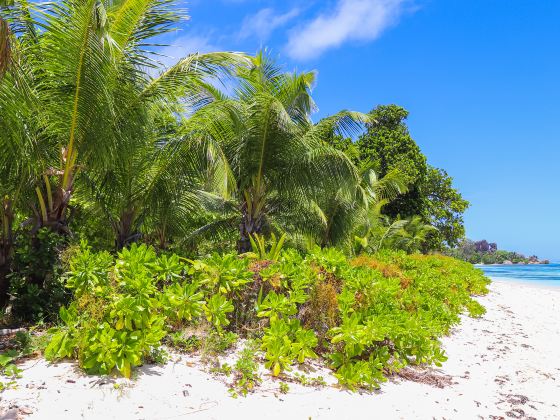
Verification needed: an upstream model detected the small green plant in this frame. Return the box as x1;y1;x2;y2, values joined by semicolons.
291;328;318;363
30;332;51;354
147;347;169;365
256;291;296;319
261;319;294;376
0;351;22;391
210;362;232;376
0;352;22;378
149;254;184;283
64;241;113;295
166;331;201;353
230;341;260;397
13;331;32;356
161;281;205;323
190;253;253;294
293;373;327;387
279;381;289;394
204;294;234;332
201;331;238;357
261;318;318;376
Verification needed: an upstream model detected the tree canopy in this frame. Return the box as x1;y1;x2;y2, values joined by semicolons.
356;104;468;249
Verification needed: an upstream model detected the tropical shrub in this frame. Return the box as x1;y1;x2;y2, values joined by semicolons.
7;229;70;322
260;318;318;376
43;244;251;377
44;241;489;387
45;243;169;377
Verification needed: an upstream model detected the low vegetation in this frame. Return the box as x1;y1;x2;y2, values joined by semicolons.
41;241;488;391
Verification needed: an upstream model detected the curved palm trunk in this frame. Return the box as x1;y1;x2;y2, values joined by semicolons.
237;211;259;253
114;208;141;250
32;0;95;236
237;189;265;254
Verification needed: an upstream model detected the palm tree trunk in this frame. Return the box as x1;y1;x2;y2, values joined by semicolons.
237;194;264;254
0;16;11;78
156;226;167;250
237;215;253;254
114;208;140;250
0;197;15;305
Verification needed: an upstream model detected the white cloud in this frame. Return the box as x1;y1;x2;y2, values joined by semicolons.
238;7;300;41
157;35;221;68
286;0;410;60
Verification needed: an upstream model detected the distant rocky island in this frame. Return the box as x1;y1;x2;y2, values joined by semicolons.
444;239;550;265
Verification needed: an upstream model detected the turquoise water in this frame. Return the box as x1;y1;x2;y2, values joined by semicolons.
478;263;560;287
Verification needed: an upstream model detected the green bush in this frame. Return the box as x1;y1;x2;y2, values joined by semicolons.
44;243;489;388
45;243;168;377
261;318;318;376
7;229;70;322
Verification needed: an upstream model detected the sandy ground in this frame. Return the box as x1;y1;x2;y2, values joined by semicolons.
1;280;559;420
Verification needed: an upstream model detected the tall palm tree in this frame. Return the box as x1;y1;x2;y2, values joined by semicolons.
0;0;44;269
0;0;247;304
182;53;366;253
32;0;245;235
0;0;246;243
76;99;230;250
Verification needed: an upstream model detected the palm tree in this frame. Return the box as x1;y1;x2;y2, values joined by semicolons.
314;164;408;250
384;215;438;253
34;0;245;235
0;0;44;272
0;0;249;304
355;206;438;254
76;100;230;250
182;53;366;253
0;0;246;244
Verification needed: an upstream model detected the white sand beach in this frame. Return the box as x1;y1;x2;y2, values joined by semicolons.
1;280;559;420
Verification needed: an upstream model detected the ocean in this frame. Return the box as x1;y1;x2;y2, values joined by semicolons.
478;263;560;287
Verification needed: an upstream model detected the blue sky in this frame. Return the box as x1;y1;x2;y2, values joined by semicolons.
163;0;560;259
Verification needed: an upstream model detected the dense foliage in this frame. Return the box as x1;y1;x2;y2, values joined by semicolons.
356;105;469;249
44;243;488;389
